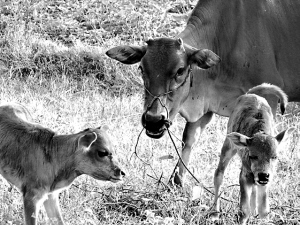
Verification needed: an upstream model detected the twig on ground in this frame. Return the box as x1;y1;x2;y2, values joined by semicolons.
131;127;152;166
72;183;106;195
272;205;300;212
147;174;171;191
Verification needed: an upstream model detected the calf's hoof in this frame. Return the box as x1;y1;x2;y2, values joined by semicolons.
257;211;270;219
238;211;249;225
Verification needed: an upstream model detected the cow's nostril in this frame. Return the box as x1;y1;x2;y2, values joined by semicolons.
144;112;163;123
141;112;170;139
121;171;126;177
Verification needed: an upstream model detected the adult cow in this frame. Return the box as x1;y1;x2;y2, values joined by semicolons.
106;0;300;186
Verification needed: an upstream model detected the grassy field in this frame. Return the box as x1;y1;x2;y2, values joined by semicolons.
0;0;299;224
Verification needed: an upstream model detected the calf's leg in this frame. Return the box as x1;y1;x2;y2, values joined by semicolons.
210;138;237;220
257;185;270;219
250;185;257;216
238;171;253;225
44;192;64;224
23;188;46;225
24;197;38;225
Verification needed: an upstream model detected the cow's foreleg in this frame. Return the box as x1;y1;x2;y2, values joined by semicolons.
170;112;214;186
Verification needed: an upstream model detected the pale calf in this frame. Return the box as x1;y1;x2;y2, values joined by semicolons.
0;103;125;225
211;84;294;224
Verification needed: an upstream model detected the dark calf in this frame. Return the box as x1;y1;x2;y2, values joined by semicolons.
0;103;125;225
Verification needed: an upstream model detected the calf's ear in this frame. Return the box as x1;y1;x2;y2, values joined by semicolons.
106;45;147;64
276;127;296;144
227;132;252;148
78;132;97;150
187;46;221;69
97;125;109;132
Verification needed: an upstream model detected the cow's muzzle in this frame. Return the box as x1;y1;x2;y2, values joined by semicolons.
141;113;172;139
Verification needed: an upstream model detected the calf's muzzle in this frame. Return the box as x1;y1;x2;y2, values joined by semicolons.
257;172;270;185
114;166;126;177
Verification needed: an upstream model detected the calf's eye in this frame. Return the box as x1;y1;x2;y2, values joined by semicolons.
98;150;109;158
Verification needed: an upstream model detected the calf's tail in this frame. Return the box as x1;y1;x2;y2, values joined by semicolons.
247;83;288;115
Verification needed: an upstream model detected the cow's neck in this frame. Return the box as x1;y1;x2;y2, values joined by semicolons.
178;0;221;48
177;0;247;119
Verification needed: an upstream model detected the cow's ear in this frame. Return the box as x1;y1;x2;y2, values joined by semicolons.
78;132;97;150
106;45;147;64
189;48;220;69
276;127;295;144
227;132;252;148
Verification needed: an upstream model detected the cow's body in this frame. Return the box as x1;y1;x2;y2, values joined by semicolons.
179;0;300;116
106;0;300;185
0;103;124;225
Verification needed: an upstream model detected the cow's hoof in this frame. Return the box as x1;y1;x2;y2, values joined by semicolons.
169;171;183;187
209;211;220;221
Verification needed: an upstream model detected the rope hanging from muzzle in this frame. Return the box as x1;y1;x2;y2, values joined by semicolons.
165;127;238;203
140;66;204;185
132;125;238;203
143;91;171;124
133;66;237;203
166;127;213;193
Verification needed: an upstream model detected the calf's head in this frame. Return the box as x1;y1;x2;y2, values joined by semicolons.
227;128;294;185
106;37;220;138
76;126;125;183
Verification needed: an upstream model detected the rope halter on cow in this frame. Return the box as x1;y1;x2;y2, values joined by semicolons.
143;66;193;127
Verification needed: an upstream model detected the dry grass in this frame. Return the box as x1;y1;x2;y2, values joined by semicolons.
0;0;299;224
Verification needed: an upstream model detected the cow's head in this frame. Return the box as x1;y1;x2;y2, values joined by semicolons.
227;128;295;185
106;37;220;138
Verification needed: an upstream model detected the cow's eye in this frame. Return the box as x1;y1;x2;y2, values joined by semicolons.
177;67;185;76
249;155;258;160
98;150;109;158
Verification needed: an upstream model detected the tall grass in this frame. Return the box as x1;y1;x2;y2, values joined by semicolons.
0;0;299;224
